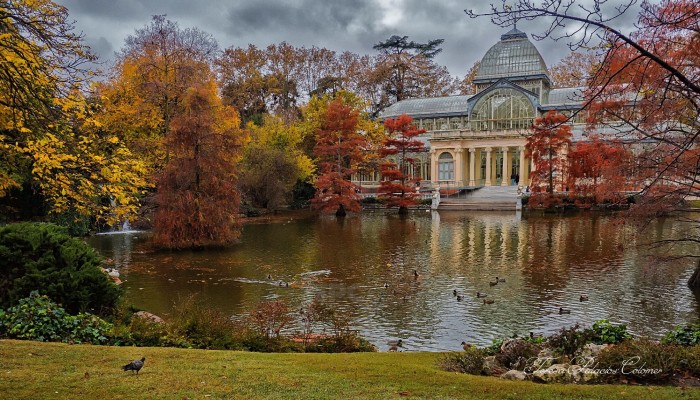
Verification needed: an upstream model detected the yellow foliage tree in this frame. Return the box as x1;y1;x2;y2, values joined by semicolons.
0;0;149;224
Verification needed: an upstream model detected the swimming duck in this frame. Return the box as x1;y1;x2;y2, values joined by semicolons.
559;307;571;314
384;282;390;289
483;299;495;305
413;270;420;278
461;341;472;351
489;280;498;287
579;295;589;302
453;289;458;296
476;292;487;298
456;295;463;301
496;277;505;283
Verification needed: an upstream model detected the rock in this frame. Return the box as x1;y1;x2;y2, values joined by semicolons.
134;311;165;324
580;343;608;358
483;356;504;375
571;364;600;383
531;364;573;384
501;369;528;381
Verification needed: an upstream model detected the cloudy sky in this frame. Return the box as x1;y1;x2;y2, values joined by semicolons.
55;0;643;79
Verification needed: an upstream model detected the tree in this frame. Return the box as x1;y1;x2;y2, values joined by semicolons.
459;60;481;95
526;110;572;207
239;115;314;210
467;0;700;285
97;15;218;171
0;0;148;224
312;98;369;216
372;35;457;108
566;136;631;207
549;50;600;88
152;81;245;249
378;115;426;214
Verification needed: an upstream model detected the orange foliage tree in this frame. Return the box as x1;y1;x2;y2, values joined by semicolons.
153;81;245;248
312;98;369;216
526;110;572;207
378;114;425;214
566;136;631;207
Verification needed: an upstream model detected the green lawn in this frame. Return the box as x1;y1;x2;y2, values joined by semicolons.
0;340;696;399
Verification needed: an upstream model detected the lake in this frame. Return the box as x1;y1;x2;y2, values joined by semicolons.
87;211;700;351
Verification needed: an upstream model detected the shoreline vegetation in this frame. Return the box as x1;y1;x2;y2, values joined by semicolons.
1;339;697;400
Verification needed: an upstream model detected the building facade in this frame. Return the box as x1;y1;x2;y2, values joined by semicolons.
377;28;586;190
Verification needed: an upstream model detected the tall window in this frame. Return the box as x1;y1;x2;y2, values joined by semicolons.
438;152;454;181
470;88;535;131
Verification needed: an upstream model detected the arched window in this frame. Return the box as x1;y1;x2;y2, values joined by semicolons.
470;88;535;131
438;152;454;181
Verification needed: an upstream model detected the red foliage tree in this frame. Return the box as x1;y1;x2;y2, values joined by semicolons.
153;81;245;248
526;110;572;207
378;114;425;214
566;136;631;207
312;98;369;216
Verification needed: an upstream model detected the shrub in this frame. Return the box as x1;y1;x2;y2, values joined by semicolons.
495;339;541;371
588;319;631;345
483;338;504;356
0;292;111;344
248;300;293;339
438;347;486;375
0;222;121;314
594;338;683;383
168;295;241;350
547;324;592;358
307;334;377;353
662;323;700;347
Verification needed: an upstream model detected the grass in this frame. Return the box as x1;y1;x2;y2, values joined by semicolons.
1;340;698;399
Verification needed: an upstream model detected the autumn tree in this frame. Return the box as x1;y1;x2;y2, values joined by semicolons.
378;115;426;214
548;50;600;88
467;0;700;286
372;35;458;109
152;81;245;249
312;98;370;217
97;15;218;172
566;136;631;207
239;115;314;210
526;110;572;207
458;60;481;95
0;0;148;224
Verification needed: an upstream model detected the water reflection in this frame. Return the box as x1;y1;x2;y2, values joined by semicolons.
86;211;700;351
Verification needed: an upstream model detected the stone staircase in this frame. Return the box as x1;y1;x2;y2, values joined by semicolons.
438;185;519;211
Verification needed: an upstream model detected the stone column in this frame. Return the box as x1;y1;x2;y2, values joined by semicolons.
501;147;509;186
430;149;438;187
468;148;476;187
485;147;492;186
519;146;526;186
454;148;463;185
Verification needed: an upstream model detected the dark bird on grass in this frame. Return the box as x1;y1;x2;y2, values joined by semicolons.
579;295;589;302
476;292;487;298
122;357;145;374
559;307;571;314
483;299;495;305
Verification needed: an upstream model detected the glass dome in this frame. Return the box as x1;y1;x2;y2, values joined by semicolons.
474;28;550;82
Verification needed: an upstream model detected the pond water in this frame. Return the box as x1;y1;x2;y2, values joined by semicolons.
87;211;700;352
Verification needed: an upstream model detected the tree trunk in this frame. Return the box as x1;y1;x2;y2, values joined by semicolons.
688;258;700;289
398;206;408;215
335;204;347;217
